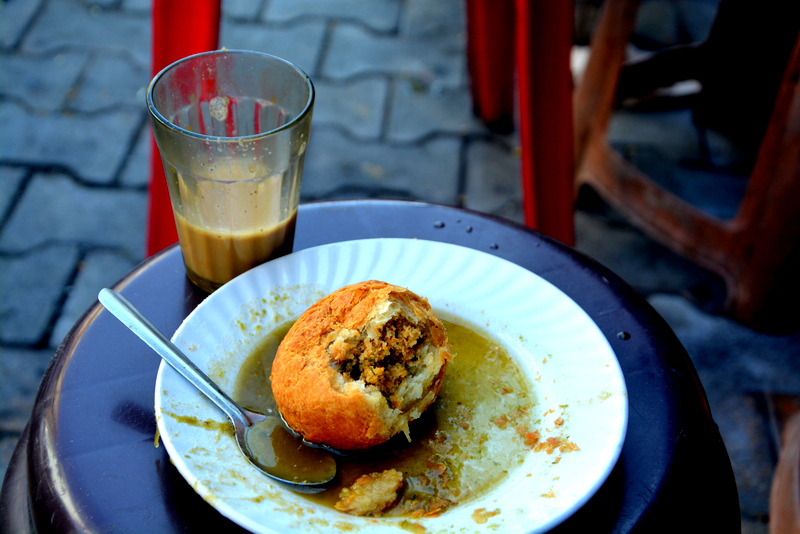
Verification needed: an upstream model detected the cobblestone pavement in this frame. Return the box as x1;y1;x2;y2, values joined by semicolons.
2;0;800;531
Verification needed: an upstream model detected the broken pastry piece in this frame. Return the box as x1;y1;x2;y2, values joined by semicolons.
270;280;452;450
335;469;404;516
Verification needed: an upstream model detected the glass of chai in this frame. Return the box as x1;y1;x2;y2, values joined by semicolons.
147;50;314;292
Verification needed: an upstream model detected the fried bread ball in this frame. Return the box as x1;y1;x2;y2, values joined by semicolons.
270;280;452;450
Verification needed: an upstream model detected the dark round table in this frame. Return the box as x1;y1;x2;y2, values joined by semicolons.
0;200;740;533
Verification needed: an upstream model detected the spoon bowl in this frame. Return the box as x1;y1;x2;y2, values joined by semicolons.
98;288;336;493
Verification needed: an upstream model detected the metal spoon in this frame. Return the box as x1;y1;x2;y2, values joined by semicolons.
97;288;336;493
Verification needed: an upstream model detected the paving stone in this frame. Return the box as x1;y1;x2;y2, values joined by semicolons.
51;249;137;345
121;0;150;13
0;102;142;184
649;293;800;519
463;138;522;223
388;78;481;142
0;167;27;222
575;209;721;299
22;0;151;65
69;54;149;112
621;146;748;220
313;78;388;140
119;121;150;187
223;0;263;21
400;0;465;40
0;244;80;345
300;127;460;204
322;23;465;88
611;106;746;175
710;392;774;521
0;347;54;431
0;0;45;50
88;0;121;9
0;173;147;258
648;294;800;394
609;109;703;163
264;0;402;33
0;50;88;111
219;18;326;77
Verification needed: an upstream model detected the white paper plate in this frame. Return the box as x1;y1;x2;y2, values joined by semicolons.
155;238;627;533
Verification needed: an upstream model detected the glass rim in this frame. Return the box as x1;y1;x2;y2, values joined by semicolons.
146;49;315;143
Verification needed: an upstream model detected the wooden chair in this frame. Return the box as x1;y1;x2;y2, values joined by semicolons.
467;0;800;327
770;407;800;533
146;0;221;256
574;0;800;327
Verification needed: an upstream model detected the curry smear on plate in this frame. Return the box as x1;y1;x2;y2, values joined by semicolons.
232;316;579;518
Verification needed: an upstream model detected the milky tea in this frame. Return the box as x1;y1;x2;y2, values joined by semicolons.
148;51;314;292
167;153;299;292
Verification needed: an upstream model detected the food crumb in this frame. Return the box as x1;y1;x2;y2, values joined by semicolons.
472;507;501;524
492;406;530;429
403;495;451;518
396;520;427;533
540;488;556;498
454;405;472;430
515;424;541;448
534;436;580;455
335;469;404;517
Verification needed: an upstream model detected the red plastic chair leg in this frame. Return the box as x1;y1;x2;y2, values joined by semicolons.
465;0;516;133
515;0;575;245
146;0;222;257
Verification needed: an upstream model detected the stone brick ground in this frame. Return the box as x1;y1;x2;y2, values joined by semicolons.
2;0;800;532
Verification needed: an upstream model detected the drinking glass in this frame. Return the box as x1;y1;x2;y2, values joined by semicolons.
147;49;314;292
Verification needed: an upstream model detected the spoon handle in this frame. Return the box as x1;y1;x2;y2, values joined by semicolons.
98;288;251;428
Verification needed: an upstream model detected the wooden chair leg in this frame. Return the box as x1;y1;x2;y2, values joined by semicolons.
573;0;640;168
146;0;221;257
728;37;800;324
575;0;800;327
770;411;800;534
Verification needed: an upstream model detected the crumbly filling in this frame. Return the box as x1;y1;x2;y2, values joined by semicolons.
333;316;425;408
